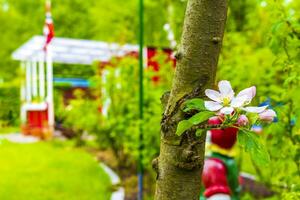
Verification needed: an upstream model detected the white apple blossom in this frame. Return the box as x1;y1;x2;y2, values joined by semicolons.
205;80;268;114
231;86;267;113
231;86;256;108
205;80;268;115
204;80;235;114
242;106;268;113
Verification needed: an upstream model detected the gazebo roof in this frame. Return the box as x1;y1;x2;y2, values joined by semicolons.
12;35;138;65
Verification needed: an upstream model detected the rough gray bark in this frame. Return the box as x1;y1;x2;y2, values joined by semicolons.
154;0;228;200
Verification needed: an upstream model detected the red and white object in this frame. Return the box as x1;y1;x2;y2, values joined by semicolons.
202;158;231;199
201;117;239;199
43;0;54;51
20;0;54;138
208;116;238;149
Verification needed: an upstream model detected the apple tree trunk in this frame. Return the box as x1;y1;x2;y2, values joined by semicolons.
154;0;228;199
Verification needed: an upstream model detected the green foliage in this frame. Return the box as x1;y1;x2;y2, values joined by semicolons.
60;53;174;169
0;85;20;127
0;0;179;82
195;129;205;137
61;92;100;133
247;112;259;125
176;120;193;136
176;111;214;136
188;111;214;125
56;89;105;146
183;98;206;112
238;130;270;166
281;192;300;200
177;98;213;136
93;54;174;168
53;64;94;79
218;0;300;197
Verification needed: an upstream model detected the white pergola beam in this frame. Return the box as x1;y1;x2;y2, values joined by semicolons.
12;35;138;65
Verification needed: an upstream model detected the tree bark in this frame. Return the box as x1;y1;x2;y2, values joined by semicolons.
154;1;228;200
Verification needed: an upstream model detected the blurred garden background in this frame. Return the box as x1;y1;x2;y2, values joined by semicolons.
0;0;299;199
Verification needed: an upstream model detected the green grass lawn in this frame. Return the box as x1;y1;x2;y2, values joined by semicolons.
0;126;19;134
0;140;112;200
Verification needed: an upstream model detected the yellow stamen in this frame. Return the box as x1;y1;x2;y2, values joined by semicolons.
223;97;230;106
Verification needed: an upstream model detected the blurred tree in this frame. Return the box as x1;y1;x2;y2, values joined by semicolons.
0;0;175;82
0;0;43;80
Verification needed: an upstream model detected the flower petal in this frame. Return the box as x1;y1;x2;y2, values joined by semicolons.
236;86;256;105
259;109;277;122
218;80;234;99
204;101;223;111
205;89;222;102
231;95;249;108
220;107;234;115
242;105;268;113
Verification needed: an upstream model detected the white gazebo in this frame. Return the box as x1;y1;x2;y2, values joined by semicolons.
12;35;138;137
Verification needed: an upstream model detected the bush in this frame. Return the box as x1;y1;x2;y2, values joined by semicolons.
0;86;20;127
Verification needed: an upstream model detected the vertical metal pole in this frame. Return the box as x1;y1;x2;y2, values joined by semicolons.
138;0;144;199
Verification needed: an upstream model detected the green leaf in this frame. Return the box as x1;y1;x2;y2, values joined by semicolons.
188;111;214;125
195;129;204;137
238;130;270;166
247;113;259;124
183;98;206;112
271;21;284;34
176;111;214;136
269;37;281;55
176;120;193;136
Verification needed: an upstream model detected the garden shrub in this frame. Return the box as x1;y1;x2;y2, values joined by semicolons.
0;85;20;127
92;53;174;168
218;1;300;198
60;52;174;170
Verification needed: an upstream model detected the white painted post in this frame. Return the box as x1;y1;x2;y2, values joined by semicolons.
101;69;109;117
46;46;54;130
25;61;32;102
32;58;38;98
39;53;45;99
20;61;26;123
20;62;26;102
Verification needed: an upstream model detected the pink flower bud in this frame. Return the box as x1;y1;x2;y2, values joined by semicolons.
237;114;249;126
259;109;276;122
